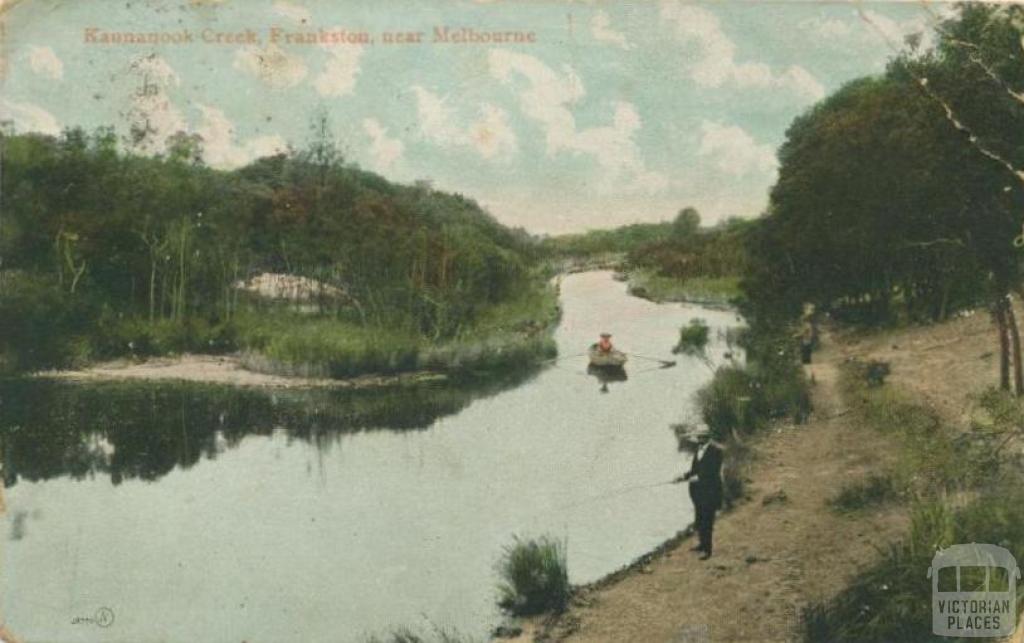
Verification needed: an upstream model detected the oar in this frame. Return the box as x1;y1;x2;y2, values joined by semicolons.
537;351;587;366
626;352;677;368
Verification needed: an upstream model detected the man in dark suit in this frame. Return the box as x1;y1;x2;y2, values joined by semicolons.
675;430;724;560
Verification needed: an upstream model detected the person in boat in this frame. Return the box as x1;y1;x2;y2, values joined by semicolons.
596;332;614;353
674;427;724;560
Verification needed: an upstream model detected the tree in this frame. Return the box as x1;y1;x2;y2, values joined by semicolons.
673;207;701;238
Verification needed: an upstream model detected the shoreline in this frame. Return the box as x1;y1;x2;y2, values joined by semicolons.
621;270;739;311
32;353;449;390
626;285;737;311
514;312;1021;642
512;324;912;641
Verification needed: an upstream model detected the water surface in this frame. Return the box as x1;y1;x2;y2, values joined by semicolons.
1;270;740;642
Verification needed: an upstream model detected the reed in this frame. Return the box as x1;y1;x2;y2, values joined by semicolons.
496;535;570;616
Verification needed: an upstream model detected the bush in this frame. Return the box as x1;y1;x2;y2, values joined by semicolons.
696;359;811;439
92;316;239;360
697;366;758;437
497;535;570;616
0;273;97;372
674;318;710;356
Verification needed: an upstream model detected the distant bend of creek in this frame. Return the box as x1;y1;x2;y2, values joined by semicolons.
0;270;742;642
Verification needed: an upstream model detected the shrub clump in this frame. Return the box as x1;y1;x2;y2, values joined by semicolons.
673;318;710;356
697;360;811;438
497;535;570;616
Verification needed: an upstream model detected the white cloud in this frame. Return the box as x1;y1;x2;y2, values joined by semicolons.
412;86;518;160
698;120;777;177
467;103;518;159
591;10;631;50
273;0;310;24
313;44;363;97
27;45;63;80
488;49;583;154
234;44;307;89
487;49;665;193
413;86;460;145
194;103;287;168
0;99;60;135
659;2;825;102
362;118;404;172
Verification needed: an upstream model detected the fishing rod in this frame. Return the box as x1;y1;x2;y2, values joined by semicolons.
541;477;686;516
537;352;587;365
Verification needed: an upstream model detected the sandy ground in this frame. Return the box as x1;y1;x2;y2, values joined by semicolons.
513;312;1009;643
829;310;996;429
34;354;447;389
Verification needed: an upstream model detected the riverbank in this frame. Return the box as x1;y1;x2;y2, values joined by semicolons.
23;281;561;386
514;311;1018;642
34;353;450;389
624;269;740;310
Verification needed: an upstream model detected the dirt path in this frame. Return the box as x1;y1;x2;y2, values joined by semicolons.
523;335;911;642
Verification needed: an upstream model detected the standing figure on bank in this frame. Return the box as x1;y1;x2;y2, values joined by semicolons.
676;430;724;560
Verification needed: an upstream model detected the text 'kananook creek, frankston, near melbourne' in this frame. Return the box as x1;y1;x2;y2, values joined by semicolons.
83;26;538;46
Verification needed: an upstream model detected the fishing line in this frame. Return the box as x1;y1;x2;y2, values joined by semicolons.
537;478;682;517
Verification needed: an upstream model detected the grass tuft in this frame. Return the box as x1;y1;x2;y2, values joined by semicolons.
496;535;570;616
673;318;710;356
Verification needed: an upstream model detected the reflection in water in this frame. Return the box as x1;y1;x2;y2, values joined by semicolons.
0;372;538;488
1;271;742;642
586;364;628;393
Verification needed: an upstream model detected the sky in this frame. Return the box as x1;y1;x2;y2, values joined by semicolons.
0;0;956;234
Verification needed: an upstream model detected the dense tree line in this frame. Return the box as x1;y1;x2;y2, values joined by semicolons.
0;123;541;371
539;221;676;257
627;208;752;282
743;4;1024;392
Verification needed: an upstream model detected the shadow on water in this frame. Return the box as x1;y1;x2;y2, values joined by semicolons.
586;364;628;393
0;366;542;488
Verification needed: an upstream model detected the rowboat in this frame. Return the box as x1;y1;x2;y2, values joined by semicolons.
588;345;628;368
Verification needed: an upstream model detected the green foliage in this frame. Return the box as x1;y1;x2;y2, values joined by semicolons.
0;124;549;374
674;319;710;356
0;272;98;372
496;535;570;616
628;271;741;306
628;217;752;289
696;367;757;439
672;207;701;238
803;490;1024;642
231;282;559;377
694;325;811;442
747;4;1024;328
541;222;674;257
